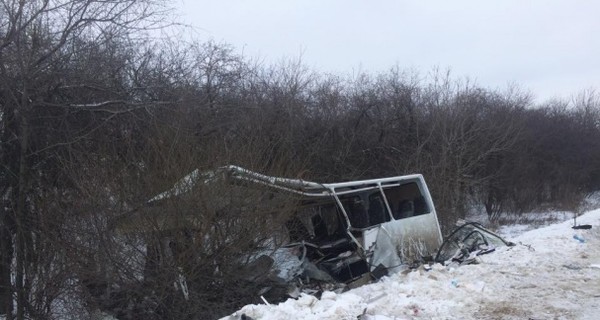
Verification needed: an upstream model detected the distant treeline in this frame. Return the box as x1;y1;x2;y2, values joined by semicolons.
1;1;600;319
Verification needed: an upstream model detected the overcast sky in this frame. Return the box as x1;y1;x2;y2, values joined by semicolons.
176;0;599;103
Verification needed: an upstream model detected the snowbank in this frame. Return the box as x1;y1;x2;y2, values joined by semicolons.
225;209;600;320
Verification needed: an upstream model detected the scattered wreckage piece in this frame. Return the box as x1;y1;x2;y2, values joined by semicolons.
434;221;515;265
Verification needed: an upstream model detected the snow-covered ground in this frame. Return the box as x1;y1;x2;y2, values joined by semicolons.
225;208;600;320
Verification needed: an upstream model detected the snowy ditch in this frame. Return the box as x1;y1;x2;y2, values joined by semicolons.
225;208;600;320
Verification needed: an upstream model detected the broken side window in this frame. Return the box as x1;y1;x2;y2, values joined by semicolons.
368;193;390;225
341;195;369;229
383;182;430;220
286;202;346;243
340;192;391;229
319;204;343;237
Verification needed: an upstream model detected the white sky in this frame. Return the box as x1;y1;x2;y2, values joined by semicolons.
175;0;599;103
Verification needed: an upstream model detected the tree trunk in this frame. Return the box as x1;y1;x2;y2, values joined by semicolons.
0;219;13;317
0;104;19;319
15;97;31;320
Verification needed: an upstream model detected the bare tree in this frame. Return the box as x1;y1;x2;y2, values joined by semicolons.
0;1;170;318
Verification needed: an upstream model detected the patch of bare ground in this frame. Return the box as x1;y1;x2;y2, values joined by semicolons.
474;301;573;320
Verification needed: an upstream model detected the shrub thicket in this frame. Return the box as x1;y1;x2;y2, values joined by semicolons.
1;1;599;318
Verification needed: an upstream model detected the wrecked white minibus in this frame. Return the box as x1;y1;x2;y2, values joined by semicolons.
182;166;442;285
260;169;444;285
114;166;444;288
